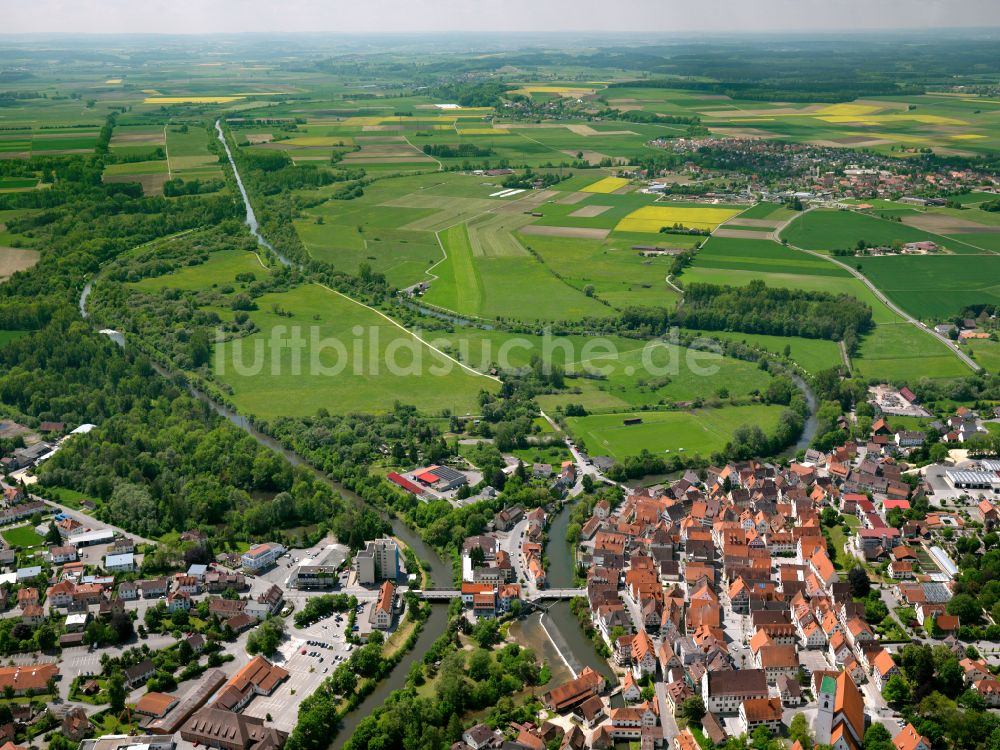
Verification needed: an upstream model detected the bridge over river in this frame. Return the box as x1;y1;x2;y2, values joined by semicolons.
414;588;585;602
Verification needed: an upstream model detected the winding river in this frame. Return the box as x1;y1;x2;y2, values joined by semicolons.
77;123;821;746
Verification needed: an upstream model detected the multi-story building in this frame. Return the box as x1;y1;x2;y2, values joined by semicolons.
355;537;399;586
241;543;285;573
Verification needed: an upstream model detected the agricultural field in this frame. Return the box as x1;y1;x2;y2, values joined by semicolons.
615;203;743;233
581;176;631;193
5;33;999;483
519;232;687;309
853;255;1000;321
565;404;788;460
0;247;40;280
422;222;611;321
102;159;169;195
780;209;953;252
680;235;971;379
166;126;222;180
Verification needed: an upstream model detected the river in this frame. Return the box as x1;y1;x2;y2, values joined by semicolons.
155;376;450;748
214;120;292;268
508;498;615;689
86;123;819;745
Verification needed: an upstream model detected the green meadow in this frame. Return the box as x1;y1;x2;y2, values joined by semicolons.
215;284;495;418
688;330;844;375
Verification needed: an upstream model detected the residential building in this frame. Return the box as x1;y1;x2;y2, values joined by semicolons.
370;580;395;630
355;537;399;585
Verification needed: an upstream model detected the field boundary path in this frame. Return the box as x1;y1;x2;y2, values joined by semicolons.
779;209;981;372
313;281;500;382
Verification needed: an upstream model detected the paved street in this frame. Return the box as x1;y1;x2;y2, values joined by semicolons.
654;681;681;744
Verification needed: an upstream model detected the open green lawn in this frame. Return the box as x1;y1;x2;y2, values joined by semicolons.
214;283;496;418
565;404;787;460
966;338;1000;373
854;255;1000;321
45;486;100;511
0;330;29;348
1;525;44;548
132;248;265;292
854;323;970;381
426;327;774;412
688;329;844;375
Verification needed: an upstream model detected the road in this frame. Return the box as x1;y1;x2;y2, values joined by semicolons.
538;410;624;493
654;681;681;744
778;208;980;372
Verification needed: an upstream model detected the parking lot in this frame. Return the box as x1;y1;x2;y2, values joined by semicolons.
243;605;360;732
242;647;331;732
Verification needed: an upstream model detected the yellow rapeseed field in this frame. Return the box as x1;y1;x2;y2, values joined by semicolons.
144;93;286;105
818;114;967;126
615;205;741;234
511;85;594;97
283;136;353;146
144;96;244;104
581;176;630;194
104;79;122;84
816;103;883;117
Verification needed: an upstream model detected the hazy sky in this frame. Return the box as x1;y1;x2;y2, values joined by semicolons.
5;0;1000;34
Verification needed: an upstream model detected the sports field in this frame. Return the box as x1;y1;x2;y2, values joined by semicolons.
565;404;787;460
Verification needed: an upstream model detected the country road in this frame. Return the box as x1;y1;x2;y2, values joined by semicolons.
777;208;981;373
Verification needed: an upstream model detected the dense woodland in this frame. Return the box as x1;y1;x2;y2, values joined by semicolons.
675;280;874;346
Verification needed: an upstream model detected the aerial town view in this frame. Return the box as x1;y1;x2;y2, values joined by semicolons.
2;2;1000;750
